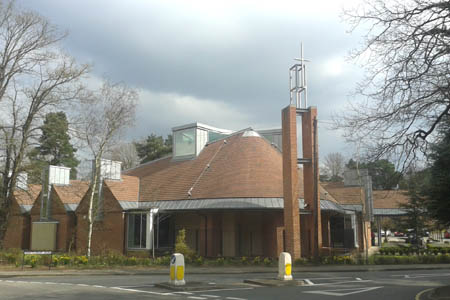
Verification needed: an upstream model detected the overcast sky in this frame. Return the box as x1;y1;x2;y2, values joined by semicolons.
19;0;366;161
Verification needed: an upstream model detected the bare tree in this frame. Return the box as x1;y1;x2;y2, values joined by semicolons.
0;1;66;104
109;142;140;170
0;1;89;246
76;79;137;257
335;0;450;171
323;152;345;181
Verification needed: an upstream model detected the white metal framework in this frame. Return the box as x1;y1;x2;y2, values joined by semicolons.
289;44;309;109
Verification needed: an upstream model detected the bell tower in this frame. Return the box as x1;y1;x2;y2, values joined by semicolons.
282;45;321;258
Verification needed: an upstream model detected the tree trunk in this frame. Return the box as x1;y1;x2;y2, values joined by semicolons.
86;156;101;257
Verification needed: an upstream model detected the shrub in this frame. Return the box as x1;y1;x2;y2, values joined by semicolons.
125;257;138;266
73;256;88;265
263;257;272;266
252;256;261;265
174;229;195;259
194;256;204;266
216;257;225;265
294;258;308;266
240;256;248;265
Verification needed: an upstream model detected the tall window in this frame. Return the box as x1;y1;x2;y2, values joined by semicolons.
174;128;195;157
127;213;147;249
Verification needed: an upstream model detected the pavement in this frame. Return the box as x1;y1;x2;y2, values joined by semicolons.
0;264;449;299
0;263;450;277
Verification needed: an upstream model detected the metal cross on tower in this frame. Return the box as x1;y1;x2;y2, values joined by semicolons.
289;43;309;109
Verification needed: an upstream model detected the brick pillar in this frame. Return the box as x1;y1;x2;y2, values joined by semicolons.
301;107;322;257
281;105;301;259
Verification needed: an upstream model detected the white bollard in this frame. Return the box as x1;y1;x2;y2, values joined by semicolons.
278;252;293;281
169;253;185;286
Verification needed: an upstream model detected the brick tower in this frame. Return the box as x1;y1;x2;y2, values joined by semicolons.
281;45;321;259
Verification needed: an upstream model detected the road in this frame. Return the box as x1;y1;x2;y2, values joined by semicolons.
1;269;449;299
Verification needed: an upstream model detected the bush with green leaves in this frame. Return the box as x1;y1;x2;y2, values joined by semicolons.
174;229;195;259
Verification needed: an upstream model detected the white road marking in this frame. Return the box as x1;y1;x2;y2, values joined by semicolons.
226;297;247;300
116;284;155;288
77;284;89;287
200;295;220;298
392;273;450;279
415;288;435;300
187;297;207;300
45;282;57;285
304;286;383;296
356;277;362;281
303;279;372;287
175;291;193;294
301;277;353;280
304;279;314;285
110;286;174;296
191;287;254;293
93;285;106;288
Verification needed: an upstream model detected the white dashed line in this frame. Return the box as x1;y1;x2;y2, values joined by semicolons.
187;297;207;300
356;277;362;281
77;284;89;287
192;287;253;293
303;279;372;287
304;279;314;285
226;297;247;300
111;286;174;296
200;295;220;298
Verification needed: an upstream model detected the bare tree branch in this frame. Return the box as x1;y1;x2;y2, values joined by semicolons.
336;0;450;170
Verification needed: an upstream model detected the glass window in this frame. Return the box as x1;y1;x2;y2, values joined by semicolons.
174;128;196;157
208;131;227;143
127;213;147;249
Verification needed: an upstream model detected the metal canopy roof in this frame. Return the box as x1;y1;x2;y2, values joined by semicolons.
341;204;408;216
119;198;346;213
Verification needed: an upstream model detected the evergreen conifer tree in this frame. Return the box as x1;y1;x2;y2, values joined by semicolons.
29;112;79;180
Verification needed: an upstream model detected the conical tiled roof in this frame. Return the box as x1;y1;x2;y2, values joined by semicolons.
125;130;333;202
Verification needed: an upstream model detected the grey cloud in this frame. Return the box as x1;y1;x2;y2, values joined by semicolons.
18;0;363;158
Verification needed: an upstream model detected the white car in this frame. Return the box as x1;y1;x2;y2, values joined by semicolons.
381;230;392;237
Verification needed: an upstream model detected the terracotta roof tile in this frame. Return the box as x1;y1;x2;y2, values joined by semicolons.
14;184;41;206
104;175;139;202
124;131;334;203
53;180;89;204
321;182;409;209
373;190;409;208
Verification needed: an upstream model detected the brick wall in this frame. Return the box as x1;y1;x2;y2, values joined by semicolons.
281;105;301;259
301;107;322;257
3;200;30;249
76;186;125;255
30;189;73;252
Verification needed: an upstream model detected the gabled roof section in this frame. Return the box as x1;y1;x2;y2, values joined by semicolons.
104;175;139;202
53;180;89;204
321;182;409;209
14;184;41;206
320;182;363;205
373;190;409;208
